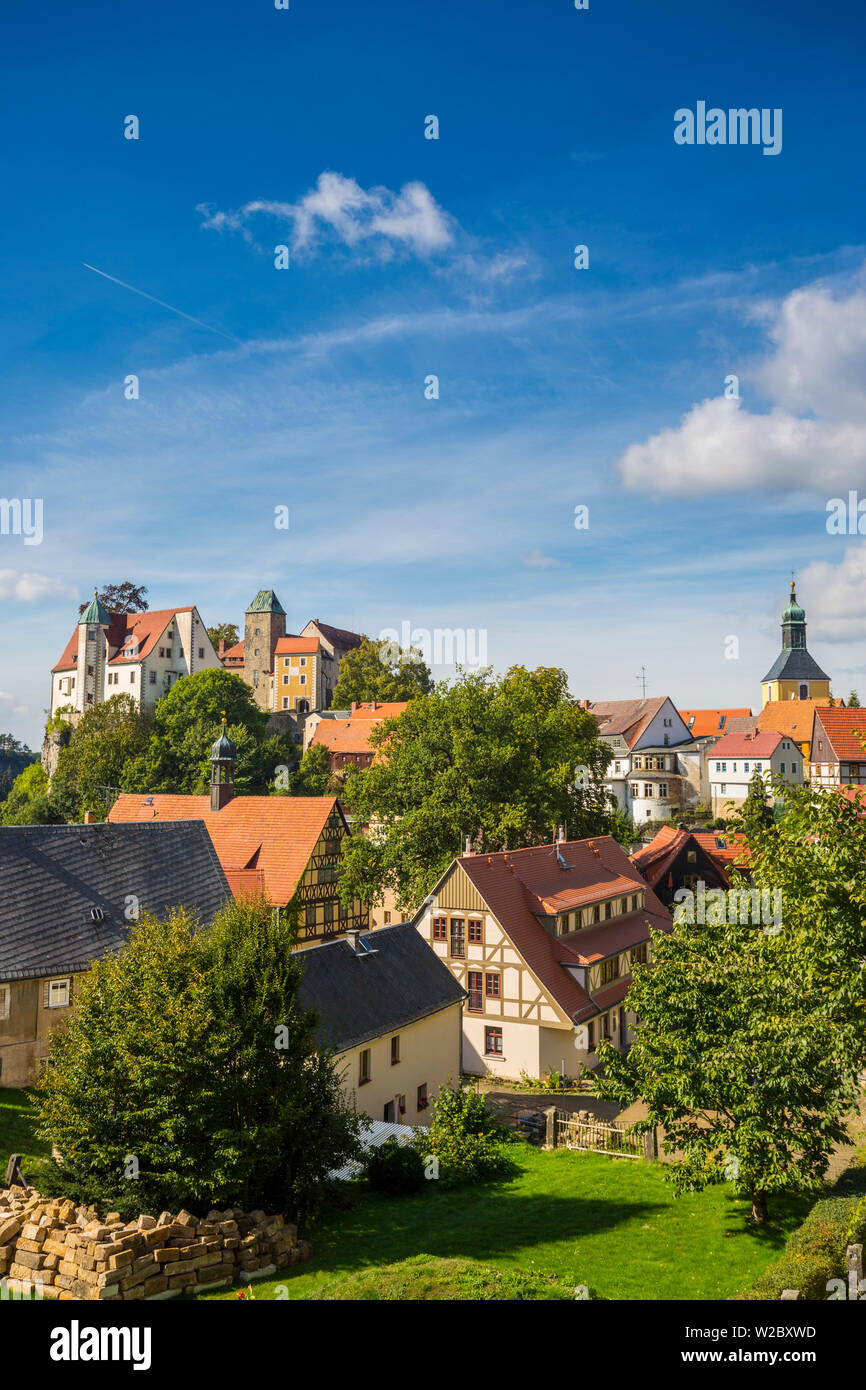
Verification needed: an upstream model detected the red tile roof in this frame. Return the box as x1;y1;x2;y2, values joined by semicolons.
586;698;680;750
709;730;783;759
631;825;736;887
53;606;196;672
222;641;244;665
812;708;866;761
275;637;320;655
449;837;671;1023
678;709;752;737
107;793;338;905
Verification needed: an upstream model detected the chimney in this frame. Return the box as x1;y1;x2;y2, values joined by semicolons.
83;811;97;824
464;836;472;855
351;701;357;714
556;826;566;844
347;929;363;954
218;638;226;658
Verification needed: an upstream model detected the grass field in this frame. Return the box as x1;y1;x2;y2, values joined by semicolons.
0;1087;52;1187
200;1145;810;1302
0;1088;812;1300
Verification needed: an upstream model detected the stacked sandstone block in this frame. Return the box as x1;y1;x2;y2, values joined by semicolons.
0;1186;311;1300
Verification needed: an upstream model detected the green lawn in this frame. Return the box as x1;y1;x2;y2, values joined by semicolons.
0;1088;52;1187
0;1088;812;1300
201;1145;810;1301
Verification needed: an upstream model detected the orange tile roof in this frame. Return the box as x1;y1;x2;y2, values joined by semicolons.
447;837;671;1023
349;702;410;720
222;641;244;664
311;720;379;756
275;637;320;655
107;794;339;905
53;606;196;672
678;709;752;737
691;831;748;869
757;699;834;741
812;707;866;761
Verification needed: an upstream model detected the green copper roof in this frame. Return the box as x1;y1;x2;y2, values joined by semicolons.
782;582;806;625
78;590;112;626
245;589;285;615
209;719;237;762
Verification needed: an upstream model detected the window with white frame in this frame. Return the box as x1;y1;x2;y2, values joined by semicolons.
48;978;70;1008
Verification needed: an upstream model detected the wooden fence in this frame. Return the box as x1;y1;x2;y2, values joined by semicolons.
547;1107;651;1159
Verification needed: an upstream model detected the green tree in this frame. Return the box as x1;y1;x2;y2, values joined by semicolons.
50;695;151;821
78;581;148;615
207;622;240;651
848;690;860;708
35;896;363;1221
120;669;273;795
596;779;866;1222
338;665;614;913
331;636;433;707
412;1080;516;1187
0;762;61;825
272;741;340;797
734;770;775;839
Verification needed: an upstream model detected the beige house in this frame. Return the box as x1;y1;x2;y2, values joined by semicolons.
296;924;465;1124
0;821;230;1088
412;835;672;1082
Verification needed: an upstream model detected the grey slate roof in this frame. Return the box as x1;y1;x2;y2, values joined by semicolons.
0;821;231;981
296;922;466;1053
761;648;830;684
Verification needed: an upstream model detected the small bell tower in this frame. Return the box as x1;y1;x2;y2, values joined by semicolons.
209;712;237;812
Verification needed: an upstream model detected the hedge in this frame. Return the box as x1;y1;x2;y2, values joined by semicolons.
733;1156;866;1301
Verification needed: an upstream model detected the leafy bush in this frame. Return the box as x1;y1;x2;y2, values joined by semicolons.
34;896;363;1223
364;1138;425;1196
734;1194;866;1300
413;1080;517;1187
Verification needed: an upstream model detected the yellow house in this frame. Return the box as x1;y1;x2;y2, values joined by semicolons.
412;836;672;1082
274;636;323;713
295;924;465;1124
761;581;831;708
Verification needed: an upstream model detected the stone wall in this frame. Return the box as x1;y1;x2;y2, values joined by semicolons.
0;1186;310;1300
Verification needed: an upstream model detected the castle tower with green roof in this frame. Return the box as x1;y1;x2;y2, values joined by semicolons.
75;588;112;714
244;589;286;710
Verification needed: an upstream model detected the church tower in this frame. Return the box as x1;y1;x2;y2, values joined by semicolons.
760;578;831;707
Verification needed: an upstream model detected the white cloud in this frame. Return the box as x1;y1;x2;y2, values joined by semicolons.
0;571;77;603
198;172;455;261
522;549;566;568
618;269;866;495
800;545;866;640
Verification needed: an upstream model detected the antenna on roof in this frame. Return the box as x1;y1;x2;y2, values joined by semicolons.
635;665;648;699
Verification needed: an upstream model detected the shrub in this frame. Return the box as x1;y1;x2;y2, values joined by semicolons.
413;1080;517;1187
733;1194;866;1300
364;1138;425;1196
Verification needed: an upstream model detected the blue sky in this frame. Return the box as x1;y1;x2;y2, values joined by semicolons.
2;0;866;747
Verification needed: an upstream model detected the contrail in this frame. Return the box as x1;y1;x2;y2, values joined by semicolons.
82;263;241;342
